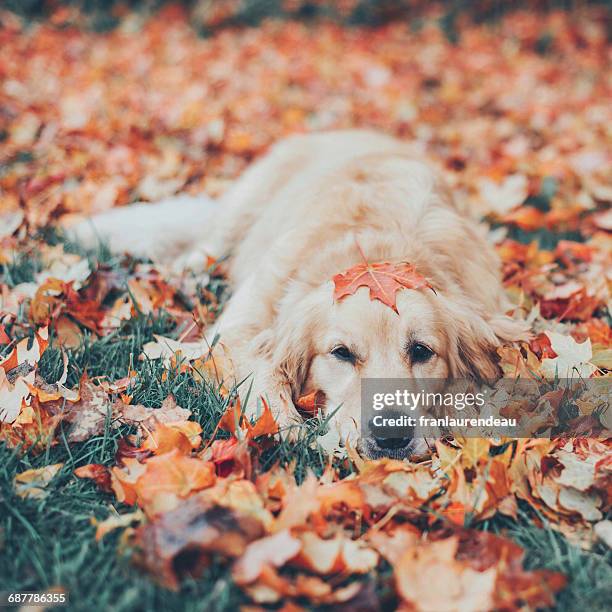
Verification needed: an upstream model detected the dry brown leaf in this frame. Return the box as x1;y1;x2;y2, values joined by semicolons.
367;524;421;565
93;509;145;541
140;421;202;456
134;495;265;590
132;449;216;516
14;463;63;499
395;536;496;612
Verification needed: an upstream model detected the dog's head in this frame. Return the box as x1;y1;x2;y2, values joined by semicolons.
263;277;526;459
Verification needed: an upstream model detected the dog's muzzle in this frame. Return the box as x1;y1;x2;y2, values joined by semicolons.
358;416;425;460
359;410;421;459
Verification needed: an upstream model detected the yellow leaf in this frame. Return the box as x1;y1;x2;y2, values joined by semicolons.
93;509;145;541
459;438;491;469
14;463;63;499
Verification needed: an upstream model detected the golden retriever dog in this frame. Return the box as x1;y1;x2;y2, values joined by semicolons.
74;130;525;458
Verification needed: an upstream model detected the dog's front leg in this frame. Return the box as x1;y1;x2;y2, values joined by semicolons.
235;353;305;440
210;322;305;439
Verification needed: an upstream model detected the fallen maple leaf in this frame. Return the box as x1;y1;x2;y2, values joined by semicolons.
333;261;433;313
0;324;10;344
30;278;65;325
55;377;111;442
541;331;597;379
206;437;252;478
115;395;192;431
293;532;378;575
295;390;326;417
367;524;420;565
110;457;148;506
0;397;63;451
249;397;279;438
0;327;52;425
140;420;202;455
509;439;610;544
141;334;210;364
0;368;31;424
452;528;567;609
115;437;154;465
457;437;491;469
218;398;244;436
503;206;547;231
30;278;105;332
132;449;216;515
0;327;49;374
55;315;83;348
243;565;368;606
218;396;279;440
48;380;195;444
478;174;528;215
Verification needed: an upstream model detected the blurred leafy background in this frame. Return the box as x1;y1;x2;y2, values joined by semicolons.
5;0;612;34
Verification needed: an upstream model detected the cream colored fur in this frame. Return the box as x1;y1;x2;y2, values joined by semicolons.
73;130;526;455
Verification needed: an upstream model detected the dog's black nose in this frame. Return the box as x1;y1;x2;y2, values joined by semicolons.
373;436;413;450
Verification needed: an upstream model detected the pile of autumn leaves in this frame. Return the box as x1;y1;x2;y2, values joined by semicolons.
100;423;605;610
1;236;610;608
2;300;610;609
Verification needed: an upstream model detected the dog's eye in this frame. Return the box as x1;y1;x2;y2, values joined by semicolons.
409;343;434;364
331;345;355;363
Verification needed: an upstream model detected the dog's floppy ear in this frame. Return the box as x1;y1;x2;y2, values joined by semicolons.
444;298;529;381
255;283;322;403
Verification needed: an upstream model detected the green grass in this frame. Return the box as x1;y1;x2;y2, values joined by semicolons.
0;250;43;287
491;511;612;612
1;303;250;611
6;0;606;46
2;236;611;611
0;441;245;612
0;324;338;611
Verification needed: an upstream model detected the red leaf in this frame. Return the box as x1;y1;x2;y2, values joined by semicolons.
209;437;251;478
115;437;153;466
529;332;557;359
333;261;433;313
296;390;326;417
74;463;113;493
248;397;279;439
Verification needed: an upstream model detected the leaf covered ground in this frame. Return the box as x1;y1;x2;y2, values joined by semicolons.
0;5;611;611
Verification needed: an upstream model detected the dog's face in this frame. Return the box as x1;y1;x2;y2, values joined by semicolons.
305;287;448;458
270;281;521;459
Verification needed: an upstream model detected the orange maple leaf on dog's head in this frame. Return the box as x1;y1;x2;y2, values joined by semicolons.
333;261;434;313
